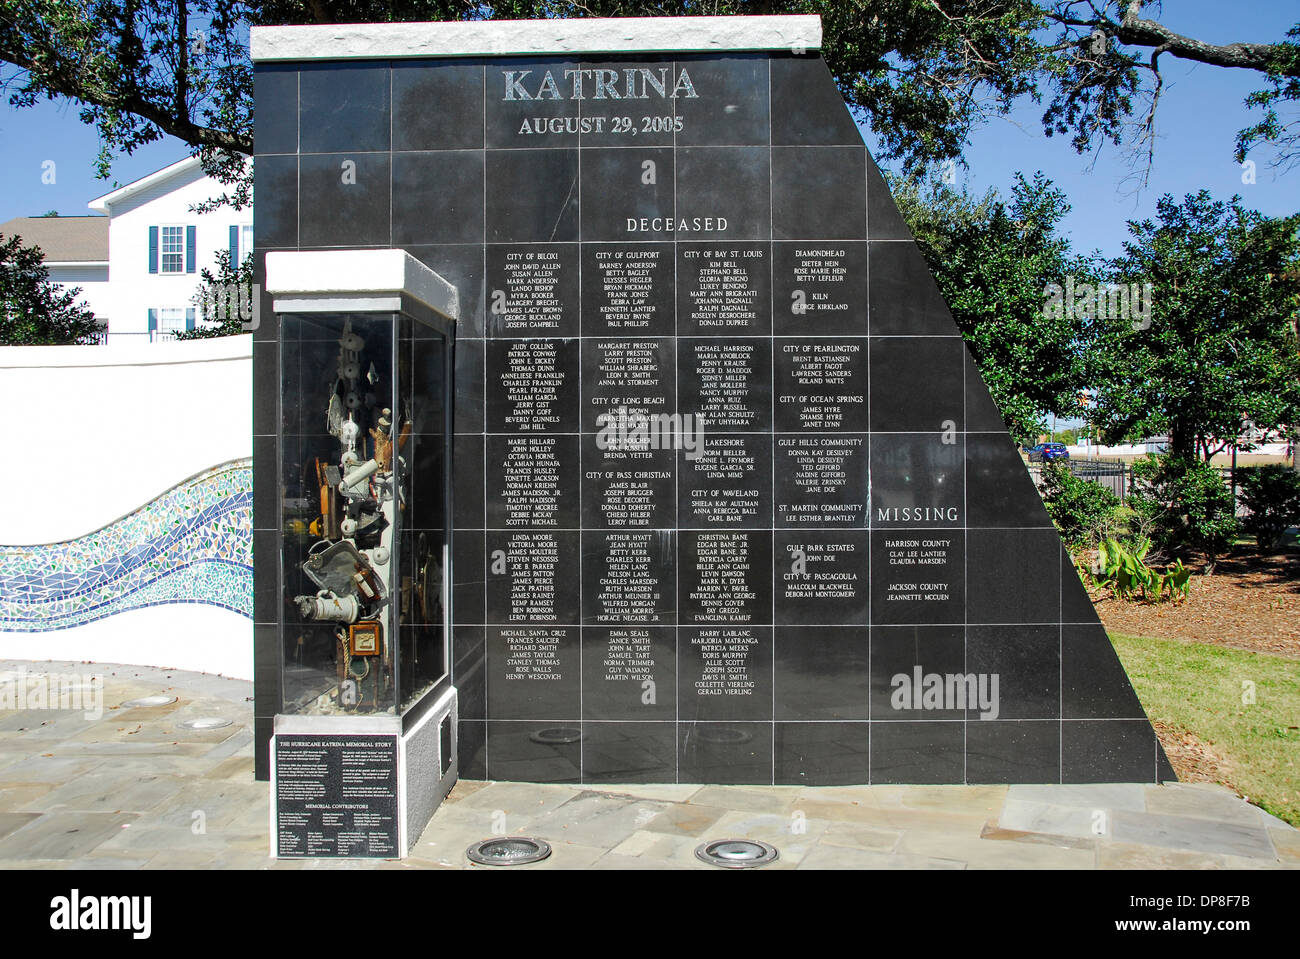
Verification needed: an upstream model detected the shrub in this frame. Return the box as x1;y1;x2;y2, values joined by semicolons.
0;233;100;344
1039;462;1121;549
1093;536;1192;602
1129;455;1239;570
1238;465;1300;552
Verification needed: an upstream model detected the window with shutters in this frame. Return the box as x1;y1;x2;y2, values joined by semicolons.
160;225;185;273
156;307;188;333
227;223;254;268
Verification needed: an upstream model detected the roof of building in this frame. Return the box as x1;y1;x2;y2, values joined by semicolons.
87;155;205;214
0;216;109;264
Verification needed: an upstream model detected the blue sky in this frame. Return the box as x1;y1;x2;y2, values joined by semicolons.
860;0;1299;256
0;2;1295;256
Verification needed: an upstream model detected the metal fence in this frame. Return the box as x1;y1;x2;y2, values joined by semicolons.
1028;458;1130;500
82;330;179;345
1028;458;1283;518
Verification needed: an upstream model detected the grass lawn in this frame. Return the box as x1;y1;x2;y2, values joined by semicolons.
1111;631;1300;826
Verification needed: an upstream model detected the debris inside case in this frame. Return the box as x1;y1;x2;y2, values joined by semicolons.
282;315;443;716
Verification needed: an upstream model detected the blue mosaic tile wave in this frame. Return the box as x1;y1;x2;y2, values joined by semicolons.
0;460;252;630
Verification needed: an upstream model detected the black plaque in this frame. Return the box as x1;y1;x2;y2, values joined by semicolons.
583;244;675;336
772;243;867;336
254;38;1174;788
275;735;399;858
677;243;770;336
487;244;579;338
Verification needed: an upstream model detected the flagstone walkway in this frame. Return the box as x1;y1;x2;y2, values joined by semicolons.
0;661;1294;870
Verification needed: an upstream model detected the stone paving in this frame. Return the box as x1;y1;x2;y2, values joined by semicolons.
0;660;1295;870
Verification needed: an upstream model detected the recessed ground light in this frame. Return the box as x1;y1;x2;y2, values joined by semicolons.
697;726;752;746
528;726;582;745
120;696;177;707
694;839;779;869
465;837;552;866
178;717;232;730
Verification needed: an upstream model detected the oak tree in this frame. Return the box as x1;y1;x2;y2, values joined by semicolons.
2;1;1298;207
1089;191;1300;461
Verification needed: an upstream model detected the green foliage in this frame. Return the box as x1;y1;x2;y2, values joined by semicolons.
897;172;1091;442
1129;455;1240;568
892;171;1094;440
1237;465;1300;552
1089;192;1300;462
1237;24;1300;164
0;0;257;203
1163;557;1193;600
1039;461;1120;548
0;233;101;345
1093;536;1191;603
177;249;254;339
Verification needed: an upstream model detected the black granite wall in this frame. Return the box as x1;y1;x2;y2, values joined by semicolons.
252;49;1174;786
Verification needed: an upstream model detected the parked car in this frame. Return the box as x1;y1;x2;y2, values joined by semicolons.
1027;442;1070;462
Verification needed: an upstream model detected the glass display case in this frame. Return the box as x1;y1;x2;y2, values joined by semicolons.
279;311;451;720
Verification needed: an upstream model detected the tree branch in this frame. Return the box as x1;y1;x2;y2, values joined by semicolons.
176;0;188;122
1114;5;1293;73
0;40;251;155
1044;3;1296;74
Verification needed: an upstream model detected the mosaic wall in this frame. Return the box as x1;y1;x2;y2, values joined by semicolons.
0;460;252;631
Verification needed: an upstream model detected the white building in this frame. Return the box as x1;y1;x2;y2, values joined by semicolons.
3;157;252;339
0;215;111;322
86;156;252;337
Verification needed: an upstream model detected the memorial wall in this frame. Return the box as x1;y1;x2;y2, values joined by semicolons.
252;20;1173;787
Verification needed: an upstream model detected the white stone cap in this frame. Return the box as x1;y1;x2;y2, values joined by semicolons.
250;15;821;62
274;713;402;735
265;249;458;322
0;333;250;369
